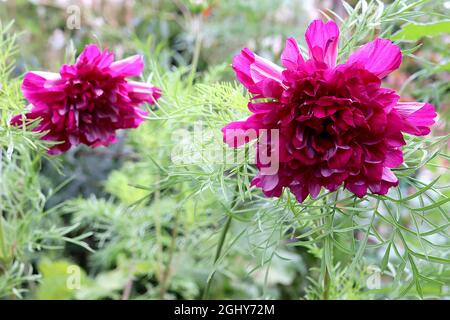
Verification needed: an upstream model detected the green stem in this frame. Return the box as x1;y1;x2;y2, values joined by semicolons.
159;209;180;299
322;191;339;300
187;21;202;88
322;225;332;300
0;214;6;264
154;174;164;285
0;151;5;264
202;213;233;299
323;266;330;300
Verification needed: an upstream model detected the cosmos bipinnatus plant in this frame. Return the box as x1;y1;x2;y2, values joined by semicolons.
199;3;448;299
0;22;92;298
224;19;436;202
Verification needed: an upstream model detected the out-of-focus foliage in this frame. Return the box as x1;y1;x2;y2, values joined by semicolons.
393;21;450;40
0;21;90;298
35;259;89;300
0;0;448;300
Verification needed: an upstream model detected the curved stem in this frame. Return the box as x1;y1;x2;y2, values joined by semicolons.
322;191;339;300
202;213;233;299
154;174;164;285
0;214;6;265
159;209;180;299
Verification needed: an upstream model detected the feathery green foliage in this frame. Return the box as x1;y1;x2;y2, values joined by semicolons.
0;21;90;298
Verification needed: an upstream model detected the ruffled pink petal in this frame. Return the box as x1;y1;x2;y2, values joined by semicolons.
232;49;254;89
345;181;368;198
21;71;66;108
328;147;352;169
90;135;117;148
222;121;249;148
109;55;144;77
259;174;279;192
308;182;321;198
232;48;283;94
305;20;339;68
76;44;114;69
251;174;284;197
369;167;399;195
221;115;262;148
384;148;403;168
260;78;284;99
47;140;72;155
128;81;161;105
76;44;101;63
382;167;398;183
393;102;437;136
345;38;402;79
248;101;279;113
10;114;24;126
281;37;305;70
290;183;309;203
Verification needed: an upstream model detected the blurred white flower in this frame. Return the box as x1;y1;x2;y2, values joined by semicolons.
49;29;66;50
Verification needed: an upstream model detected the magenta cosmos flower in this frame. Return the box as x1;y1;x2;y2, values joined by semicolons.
222;20;437;202
11;44;161;155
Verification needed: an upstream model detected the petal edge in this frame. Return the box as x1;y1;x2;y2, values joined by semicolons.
345;38;402;78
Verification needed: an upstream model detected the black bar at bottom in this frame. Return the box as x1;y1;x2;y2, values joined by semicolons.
0;300;446;319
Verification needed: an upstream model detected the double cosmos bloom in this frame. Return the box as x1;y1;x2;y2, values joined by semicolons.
11;44;161;155
11;21;437;202
223;20;437;202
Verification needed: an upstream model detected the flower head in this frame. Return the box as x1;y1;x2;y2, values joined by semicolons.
11;44;161;155
223;20;437;202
